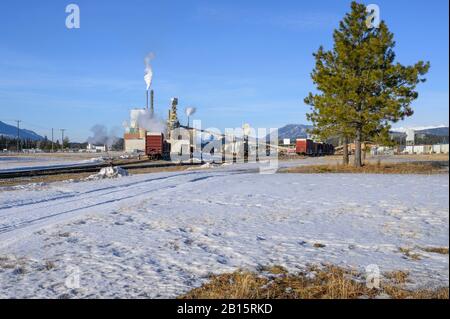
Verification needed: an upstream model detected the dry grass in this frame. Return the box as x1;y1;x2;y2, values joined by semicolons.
180;265;449;299
0;256;27;274
44;260;56;271
58;232;71;238
1;255;58;274
280;162;447;175
259;265;289;275
419;247;449;255
124;165;190;175
384;271;410;285
398;247;422;261
396;154;449;162
382;286;449;299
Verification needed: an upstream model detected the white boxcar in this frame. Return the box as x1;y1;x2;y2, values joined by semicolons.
429;144;449;154
432;144;442;153
424;145;432;154
405;145;425;154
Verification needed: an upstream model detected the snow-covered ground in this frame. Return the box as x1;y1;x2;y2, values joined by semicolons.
0;164;448;298
0;156;104;172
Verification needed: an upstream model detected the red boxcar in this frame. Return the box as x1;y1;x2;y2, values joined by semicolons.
296;139;314;155
296;139;335;156
146;133;168;159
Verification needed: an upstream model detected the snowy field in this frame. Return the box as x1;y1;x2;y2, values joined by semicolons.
0;163;448;298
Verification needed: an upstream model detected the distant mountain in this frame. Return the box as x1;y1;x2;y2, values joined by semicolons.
391;126;449;136
416;127;449;137
0;121;44;141
390;126;449;144
268;124;313;140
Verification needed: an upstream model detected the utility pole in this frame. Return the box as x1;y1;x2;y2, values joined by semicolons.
51;128;54;153
60;129;66;152
16;120;21;153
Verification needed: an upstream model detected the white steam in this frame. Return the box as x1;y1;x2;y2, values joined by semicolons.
87;125;120;147
185;107;196;117
136;110;166;134
144;52;155;90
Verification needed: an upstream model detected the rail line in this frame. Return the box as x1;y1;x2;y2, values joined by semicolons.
0;160;203;179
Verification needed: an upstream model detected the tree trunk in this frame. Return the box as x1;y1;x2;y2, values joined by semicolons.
342;136;349;165
362;143;366;164
354;128;362;167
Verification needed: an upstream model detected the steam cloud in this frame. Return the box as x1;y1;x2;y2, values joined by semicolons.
87;125;120;147
136;110;166;134
144;52;155;90
185;107;196;117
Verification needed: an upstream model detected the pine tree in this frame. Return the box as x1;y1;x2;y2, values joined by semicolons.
305;1;429;167
63;137;70;150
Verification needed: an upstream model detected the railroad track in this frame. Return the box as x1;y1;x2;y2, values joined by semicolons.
0;160;203;179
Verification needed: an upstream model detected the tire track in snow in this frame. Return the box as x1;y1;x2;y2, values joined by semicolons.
0;170;207;211
0;167;256;212
0;170;251;247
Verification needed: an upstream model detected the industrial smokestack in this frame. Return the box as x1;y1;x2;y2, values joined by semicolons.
144;52;154;111
185;107;196;127
150;90;154;115
144;53;154;90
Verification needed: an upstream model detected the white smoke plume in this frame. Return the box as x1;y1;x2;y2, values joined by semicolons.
136;110;166;134
185;107;196;117
144;52;155;90
87;125;120;148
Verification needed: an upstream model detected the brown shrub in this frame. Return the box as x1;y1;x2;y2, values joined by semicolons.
180;265;448;299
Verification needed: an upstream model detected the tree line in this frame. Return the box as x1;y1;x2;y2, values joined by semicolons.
0;135;124;152
0;135;69;152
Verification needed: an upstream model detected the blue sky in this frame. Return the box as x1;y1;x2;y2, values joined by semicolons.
0;0;448;141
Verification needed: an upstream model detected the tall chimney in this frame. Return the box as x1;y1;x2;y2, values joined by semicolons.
146;90;149;110
150;90;154;115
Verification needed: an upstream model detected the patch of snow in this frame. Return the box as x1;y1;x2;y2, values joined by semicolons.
85;166;129;180
80;157;105;164
200;163;219;169
1;182;49;192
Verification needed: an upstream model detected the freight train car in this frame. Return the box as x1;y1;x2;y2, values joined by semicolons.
296;138;334;156
296;139;315;155
145;132;170;159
